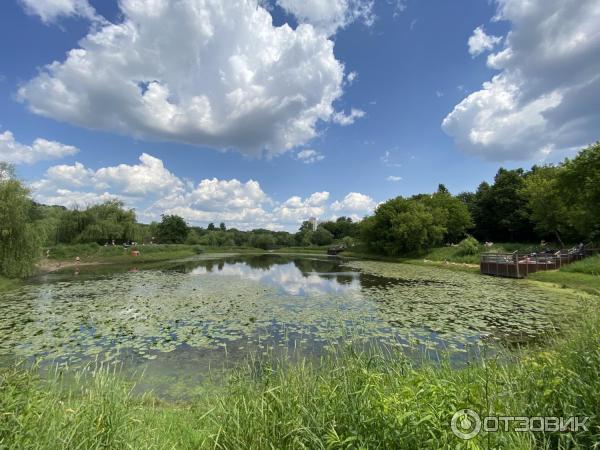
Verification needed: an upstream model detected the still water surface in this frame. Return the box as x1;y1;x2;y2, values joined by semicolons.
0;254;579;396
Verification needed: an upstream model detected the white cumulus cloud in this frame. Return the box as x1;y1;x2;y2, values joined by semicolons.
443;0;600;161
32;153;182;200
19;0;96;23
29;153;376;230
94;154;183;196
0;130;79;165
17;0;360;157
330;192;376;221
468;26;502;57
274;191;330;224
151;178;272;228
276;0;375;36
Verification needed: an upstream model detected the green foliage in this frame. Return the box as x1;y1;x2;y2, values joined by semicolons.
470;169;536;242
48;243;106;259
359;184;474;256
55;200;138;244
2;303;600;449
557;141;600;240
311;226;334;246
249;233;276;250
46;243;202;263
463;143;600;244
360;197;446;255
0;172;42;278
156;215;189;244
319;217;358;239
298;221;314;233
560;255;600;276
416;184;473;243
185;228;203;245
294;229;313;247
456;236;480;256
0;276;20;292
342;236;356;248
521;165;580;245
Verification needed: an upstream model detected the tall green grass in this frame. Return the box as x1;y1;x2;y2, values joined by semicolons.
2;301;600;449
529;255;600;295
561;255;600;276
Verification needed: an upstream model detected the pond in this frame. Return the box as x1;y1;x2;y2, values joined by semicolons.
0;254;582;397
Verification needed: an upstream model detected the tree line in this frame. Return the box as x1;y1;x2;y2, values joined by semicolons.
1;142;598;277
360;142;600;255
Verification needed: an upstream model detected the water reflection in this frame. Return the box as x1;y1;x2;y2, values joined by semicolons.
0;253;581;398
188;256;361;296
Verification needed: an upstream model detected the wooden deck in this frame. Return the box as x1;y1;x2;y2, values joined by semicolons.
480;247;597;279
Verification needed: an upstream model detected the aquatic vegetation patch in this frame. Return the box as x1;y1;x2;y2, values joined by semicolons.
346;260;582;346
0;256;582;371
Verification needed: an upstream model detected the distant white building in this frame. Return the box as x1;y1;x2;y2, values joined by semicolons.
308;217;318;231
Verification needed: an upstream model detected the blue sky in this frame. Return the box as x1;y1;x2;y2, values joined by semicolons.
1;0;598;230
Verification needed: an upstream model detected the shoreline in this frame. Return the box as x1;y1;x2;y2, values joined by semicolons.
1;246;595;297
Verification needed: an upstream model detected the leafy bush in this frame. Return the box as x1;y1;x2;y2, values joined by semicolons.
311;227;334;246
456;236;480;256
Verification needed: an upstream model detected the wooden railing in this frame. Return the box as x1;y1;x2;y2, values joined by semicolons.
480;247;598;278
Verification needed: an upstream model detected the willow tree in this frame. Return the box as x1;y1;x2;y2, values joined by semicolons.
0;163;42;278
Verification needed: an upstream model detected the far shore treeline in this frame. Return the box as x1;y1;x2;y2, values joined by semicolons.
0;142;598;279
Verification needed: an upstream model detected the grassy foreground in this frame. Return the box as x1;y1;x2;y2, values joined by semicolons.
2;299;599;449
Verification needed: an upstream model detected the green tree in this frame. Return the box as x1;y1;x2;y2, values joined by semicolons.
207;223;216;231
156;215;189;244
558;142;600;241
361;197;446;255
219;222;227;231
186;228;203;245
199;232;219;247
0;165;42;277
521;165;576;245
250;233;276;250
55;200;137;244
312;227;334;246
419;185;473;243
469;169;535;242
321;217;358;239
298;221;314;232
295;230;313;247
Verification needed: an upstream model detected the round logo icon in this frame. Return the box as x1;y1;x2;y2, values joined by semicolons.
451;409;481;440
